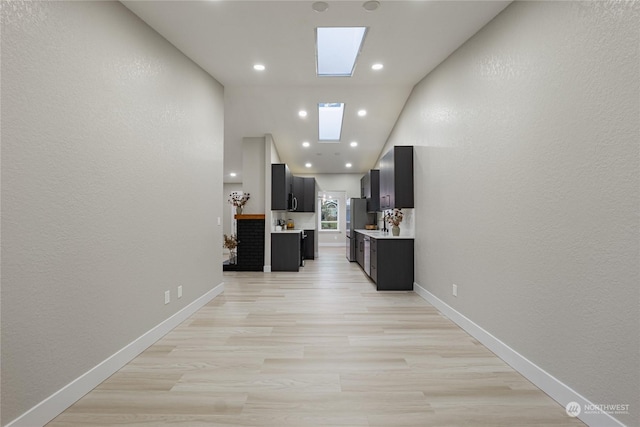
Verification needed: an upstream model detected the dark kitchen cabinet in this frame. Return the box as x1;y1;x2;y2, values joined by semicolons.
303;229;315;259
355;232;414;291
302;177;316;212
292;176;304;211
291;176;316;212
371;237;414;291
271;233;300;271
369;237;378;283
356;233;365;268
273;168;315;212
365;235;413;291
361;169;380;212
379;146;414;210
271;163;292;211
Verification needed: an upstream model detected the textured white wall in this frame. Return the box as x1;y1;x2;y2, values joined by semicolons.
1;1;224;424
302;173;362;246
241;136;266;215
311;173;362;200
384;1;639;424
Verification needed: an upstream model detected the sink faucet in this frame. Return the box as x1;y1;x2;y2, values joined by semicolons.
382;210;388;233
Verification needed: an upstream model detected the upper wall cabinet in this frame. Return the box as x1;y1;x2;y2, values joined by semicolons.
291;176;316;212
271;163;292;211
379;146;414;210
272;164;315;212
361;169;380;212
292;176;304;211
302;177;316;212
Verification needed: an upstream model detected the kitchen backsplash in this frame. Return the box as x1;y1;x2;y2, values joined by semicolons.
377;208;414;235
273;211;316;230
272;207;414;234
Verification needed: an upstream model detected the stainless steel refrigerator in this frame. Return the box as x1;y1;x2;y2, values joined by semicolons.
346;198;374;261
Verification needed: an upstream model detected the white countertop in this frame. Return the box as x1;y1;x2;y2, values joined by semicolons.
272;229;304;234
354;229;415;239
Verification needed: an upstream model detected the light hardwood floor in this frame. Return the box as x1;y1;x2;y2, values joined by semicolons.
48;247;584;426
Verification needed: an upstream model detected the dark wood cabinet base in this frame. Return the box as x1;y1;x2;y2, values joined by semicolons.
357;232;414;291
373;238;414;291
271;233;301;271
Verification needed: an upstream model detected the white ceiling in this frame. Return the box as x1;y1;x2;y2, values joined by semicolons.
121;0;510;183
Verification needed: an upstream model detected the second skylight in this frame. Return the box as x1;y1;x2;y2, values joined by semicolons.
316;27;367;77
318;103;344;141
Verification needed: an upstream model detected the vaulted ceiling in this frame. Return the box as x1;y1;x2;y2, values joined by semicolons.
122;1;510;183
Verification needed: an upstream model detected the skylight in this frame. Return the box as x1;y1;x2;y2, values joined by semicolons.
316;27;367;77
318;102;344;141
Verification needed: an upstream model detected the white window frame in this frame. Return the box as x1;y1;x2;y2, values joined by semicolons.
318;196;340;232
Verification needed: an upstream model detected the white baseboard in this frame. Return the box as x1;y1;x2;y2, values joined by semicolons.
319;243;346;247
263;265;271;272
7;282;225;427
413;282;626;427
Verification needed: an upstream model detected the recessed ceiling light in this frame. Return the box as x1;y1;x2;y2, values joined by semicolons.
350;141;358;147
253;64;265;71
302;141;310;147
305;162;312;168
362;1;380;12
346;163;353;168
230;172;237;177
371;63;383;70
312;1;329;12
298;110;308;118
357;109;367;117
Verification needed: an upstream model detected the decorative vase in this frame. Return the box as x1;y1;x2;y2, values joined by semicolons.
236;206;243;215
229;250;237;264
392;225;400;236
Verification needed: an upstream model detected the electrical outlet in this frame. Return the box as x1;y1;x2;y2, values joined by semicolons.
452;284;458;297
178;285;183;299
165;290;170;305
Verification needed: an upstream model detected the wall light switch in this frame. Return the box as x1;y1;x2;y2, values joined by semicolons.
452;284;458;297
217;217;221;226
165;290;170;304
178;285;183;299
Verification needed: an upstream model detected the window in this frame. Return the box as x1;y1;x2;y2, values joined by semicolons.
319;198;339;230
317;191;344;232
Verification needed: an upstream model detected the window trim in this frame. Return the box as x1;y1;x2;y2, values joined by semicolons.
318;197;340;232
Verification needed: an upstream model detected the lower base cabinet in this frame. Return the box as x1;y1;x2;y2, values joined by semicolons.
361;233;414;291
303;229;315;260
356;233;365;268
271;233;301;271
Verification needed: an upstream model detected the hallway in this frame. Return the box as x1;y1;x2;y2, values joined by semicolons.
48;248;583;426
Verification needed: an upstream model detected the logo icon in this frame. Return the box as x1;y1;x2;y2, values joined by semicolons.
566;401;581;417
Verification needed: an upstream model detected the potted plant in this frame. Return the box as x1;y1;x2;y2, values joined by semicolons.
223;233;239;264
228;191;250;215
387;208;404;236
